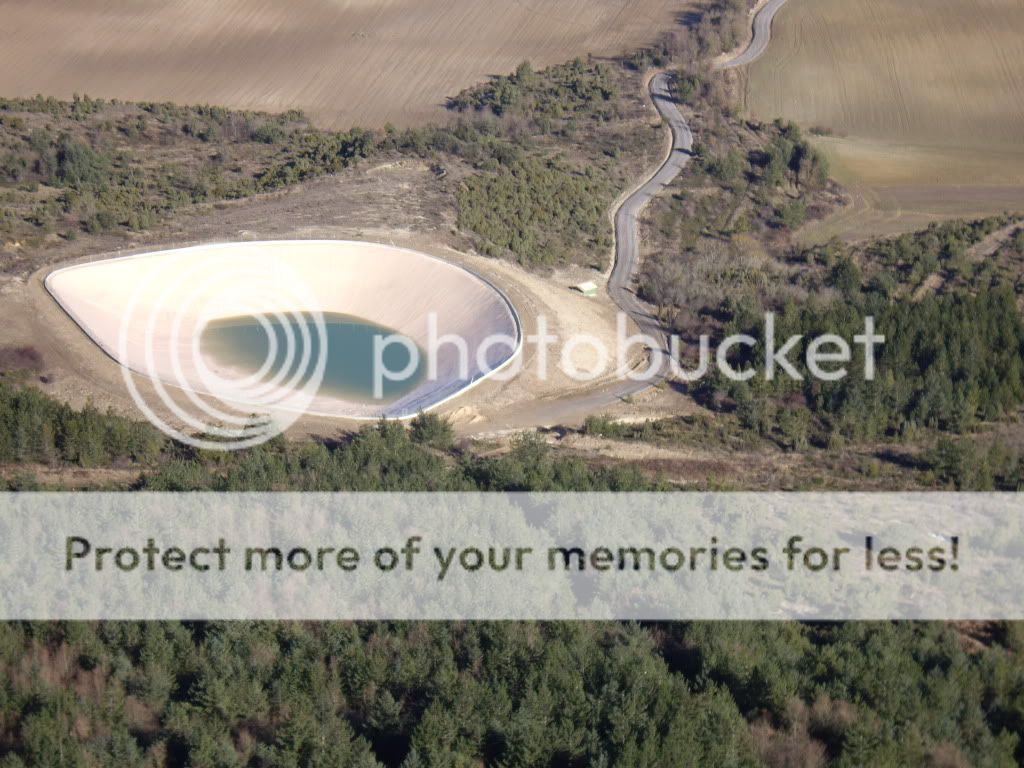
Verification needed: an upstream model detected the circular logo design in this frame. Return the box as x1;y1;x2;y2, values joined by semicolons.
118;250;328;450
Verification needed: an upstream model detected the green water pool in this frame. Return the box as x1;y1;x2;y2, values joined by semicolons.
200;312;425;403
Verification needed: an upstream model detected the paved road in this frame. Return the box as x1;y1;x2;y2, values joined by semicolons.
473;2;788;431
606;71;694;384
479;73;693;431
599;0;792;398
714;0;790;70
596;0;793;395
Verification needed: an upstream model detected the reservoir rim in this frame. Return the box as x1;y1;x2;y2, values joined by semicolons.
44;239;524;420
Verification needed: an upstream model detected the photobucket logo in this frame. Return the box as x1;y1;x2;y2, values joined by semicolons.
119;270;884;449
119;253;328;451
370;312;885;392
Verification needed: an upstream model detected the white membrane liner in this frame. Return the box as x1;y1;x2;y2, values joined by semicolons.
1;493;1019;620
45;241;522;419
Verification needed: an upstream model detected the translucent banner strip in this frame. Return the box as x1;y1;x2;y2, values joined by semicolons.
0;492;1018;620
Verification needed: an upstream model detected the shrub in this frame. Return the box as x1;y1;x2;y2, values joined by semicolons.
774;199;807;230
409;412;455;450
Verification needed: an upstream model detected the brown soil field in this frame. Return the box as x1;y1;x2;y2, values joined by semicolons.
741;0;1024;240
0;0;687;129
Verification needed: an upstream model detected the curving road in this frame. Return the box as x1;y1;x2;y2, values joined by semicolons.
480;73;693;431
714;0;790;70
607;71;694;383
476;1;788;430
598;0;792;393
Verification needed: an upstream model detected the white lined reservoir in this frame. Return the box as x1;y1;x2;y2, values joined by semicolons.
45;240;521;419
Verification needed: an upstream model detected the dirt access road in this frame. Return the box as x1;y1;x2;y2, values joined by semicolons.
481;0;789;431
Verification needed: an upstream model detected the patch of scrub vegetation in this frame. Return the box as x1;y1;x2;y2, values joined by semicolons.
583;412;767;452
445;57;648;268
455;155;610;266
0;94;372;252
851;213;1024;296
639;76;841;320
447;58;620;122
0;57;643;272
444;58;645;266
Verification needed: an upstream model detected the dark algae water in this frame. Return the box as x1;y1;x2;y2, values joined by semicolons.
201;312;425;403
